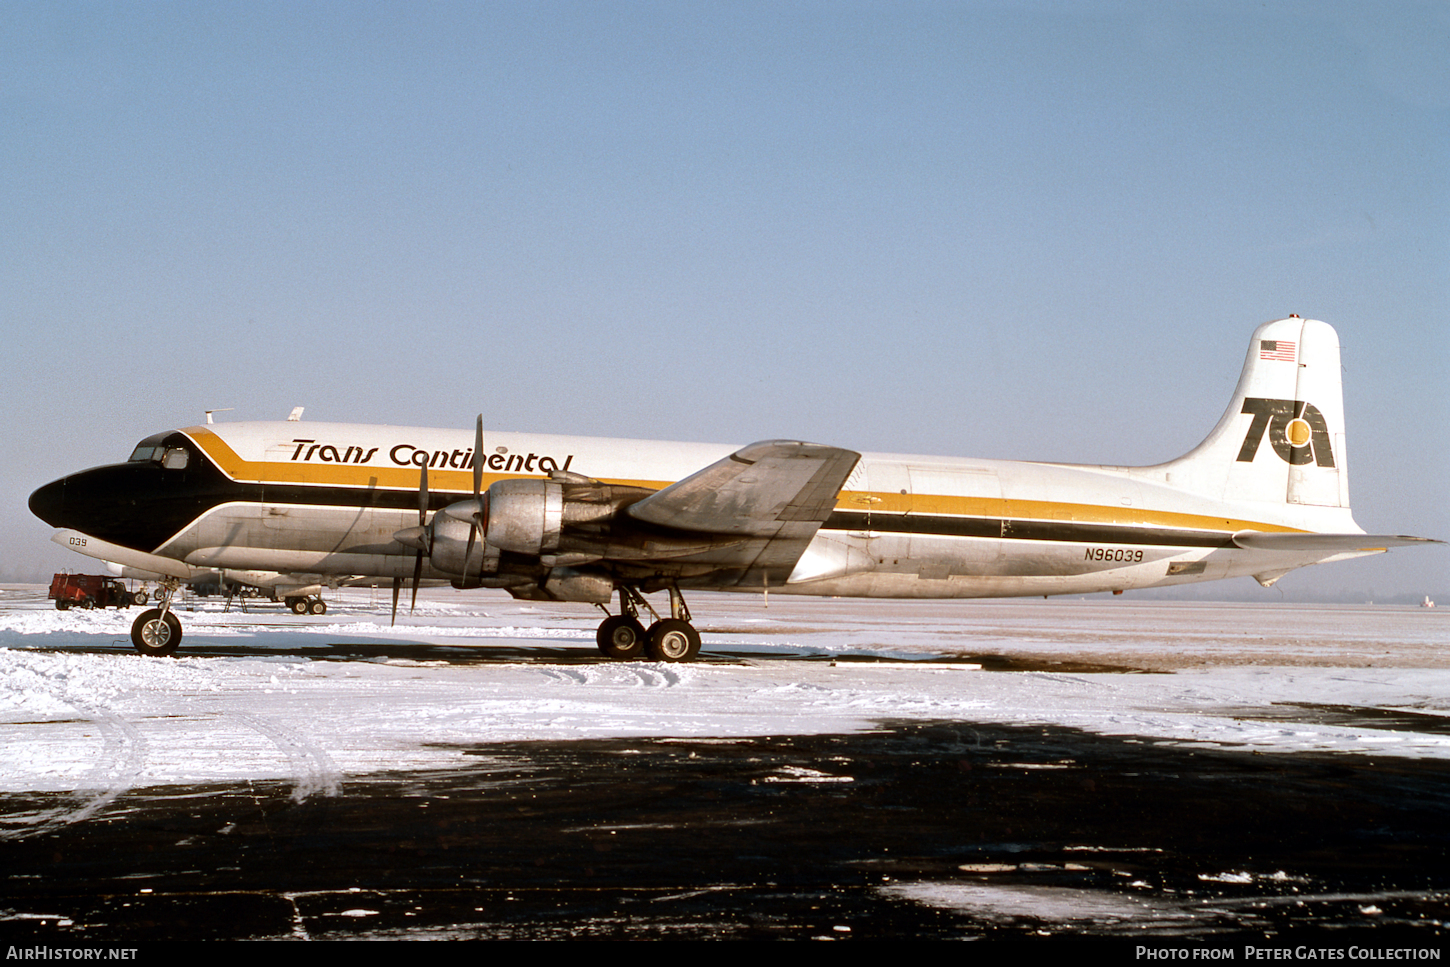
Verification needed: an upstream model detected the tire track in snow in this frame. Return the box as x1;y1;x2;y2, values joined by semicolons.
0;696;148;840
536;664;685;687
232;712;341;801
539;667;590;685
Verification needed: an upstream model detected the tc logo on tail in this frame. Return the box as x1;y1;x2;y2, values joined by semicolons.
1236;398;1336;467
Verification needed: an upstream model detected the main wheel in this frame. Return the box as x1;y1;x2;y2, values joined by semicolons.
309;599;327;615
646;619;701;662
133;590;149;605
131;609;182;657
597;615;647;660
289;598;308;615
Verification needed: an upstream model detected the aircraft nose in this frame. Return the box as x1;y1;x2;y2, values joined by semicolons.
29;463;163;553
29;476;68;528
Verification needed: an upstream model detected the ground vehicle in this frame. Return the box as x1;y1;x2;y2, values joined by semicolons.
48;573;138;610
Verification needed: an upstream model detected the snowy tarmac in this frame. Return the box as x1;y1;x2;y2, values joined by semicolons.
2;586;1448;939
2;588;1447;795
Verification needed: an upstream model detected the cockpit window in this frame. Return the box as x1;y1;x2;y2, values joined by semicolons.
128;443;189;469
129;445;165;463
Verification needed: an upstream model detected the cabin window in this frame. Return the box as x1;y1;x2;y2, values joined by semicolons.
162;448;190;471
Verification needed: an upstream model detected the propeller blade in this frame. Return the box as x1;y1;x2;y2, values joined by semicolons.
390;576;401;626
410;549;424;614
465;415;484;580
411;459;430;612
473;415;484;503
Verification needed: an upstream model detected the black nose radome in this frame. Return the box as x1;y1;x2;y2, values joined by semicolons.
29;477;67;529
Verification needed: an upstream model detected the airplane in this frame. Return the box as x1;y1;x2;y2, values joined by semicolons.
103;561;333;613
29;317;1437;660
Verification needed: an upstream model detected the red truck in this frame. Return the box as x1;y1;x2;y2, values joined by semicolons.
48;573;137;611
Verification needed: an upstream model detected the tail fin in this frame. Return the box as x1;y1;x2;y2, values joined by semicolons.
1161;318;1350;511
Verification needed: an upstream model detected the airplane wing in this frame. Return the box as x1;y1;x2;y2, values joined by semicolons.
1232;532;1442;551
627;440;861;537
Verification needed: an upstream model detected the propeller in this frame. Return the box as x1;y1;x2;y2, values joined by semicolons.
390;416;489;623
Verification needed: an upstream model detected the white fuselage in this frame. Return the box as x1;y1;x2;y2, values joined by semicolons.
108;420;1357;599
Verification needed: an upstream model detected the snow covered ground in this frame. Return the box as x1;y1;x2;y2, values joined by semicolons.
1;585;1447;809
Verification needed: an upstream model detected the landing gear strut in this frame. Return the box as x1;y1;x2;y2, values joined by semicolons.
131;578;183;657
595;586;702;662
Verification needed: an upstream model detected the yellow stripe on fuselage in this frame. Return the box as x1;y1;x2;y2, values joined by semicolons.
183;425;672;493
183;426;1300;537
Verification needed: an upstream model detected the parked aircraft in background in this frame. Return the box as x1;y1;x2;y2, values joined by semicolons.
30;318;1436;659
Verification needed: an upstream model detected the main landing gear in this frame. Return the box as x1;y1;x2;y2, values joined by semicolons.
284;595;328;616
595;586;702;662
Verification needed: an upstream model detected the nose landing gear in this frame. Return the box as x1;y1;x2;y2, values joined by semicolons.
131;578;183;657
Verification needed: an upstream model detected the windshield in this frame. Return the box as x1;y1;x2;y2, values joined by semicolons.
127;436;189;469
129;445;165;463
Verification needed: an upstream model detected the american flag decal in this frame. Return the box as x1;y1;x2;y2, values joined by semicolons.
1259;339;1296;362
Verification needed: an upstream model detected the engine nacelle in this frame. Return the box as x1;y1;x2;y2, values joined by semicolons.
484;478;564;555
425;512;497;576
501;570;614;603
401;475;653;578
544;568;614;603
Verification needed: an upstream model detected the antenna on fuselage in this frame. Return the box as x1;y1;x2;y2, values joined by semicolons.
287;407;305;422
205;408;234;424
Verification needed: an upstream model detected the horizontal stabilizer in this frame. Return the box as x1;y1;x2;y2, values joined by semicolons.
1232;531;1442;552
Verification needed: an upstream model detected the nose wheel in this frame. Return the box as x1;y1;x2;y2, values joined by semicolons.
131;609;182;656
130;578;184;656
595;586;702;662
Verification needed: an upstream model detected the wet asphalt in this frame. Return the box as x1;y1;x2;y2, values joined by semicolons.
3;718;1449;941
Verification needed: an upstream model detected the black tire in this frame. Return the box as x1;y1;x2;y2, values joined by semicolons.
81;596;96;610
118;592;134;608
289;598;308;615
56;599;70;611
646;619;701;662
309;599;327;615
133;591;149;606
131;609;182;657
597;615;647;660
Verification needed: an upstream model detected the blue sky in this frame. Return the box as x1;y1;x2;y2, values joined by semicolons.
3;1;1445;595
